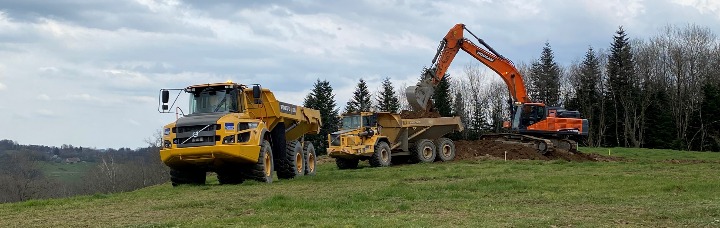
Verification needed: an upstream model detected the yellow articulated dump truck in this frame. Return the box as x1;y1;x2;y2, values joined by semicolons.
327;112;463;169
158;81;321;185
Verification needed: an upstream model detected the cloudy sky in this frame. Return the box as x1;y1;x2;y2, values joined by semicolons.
0;0;719;149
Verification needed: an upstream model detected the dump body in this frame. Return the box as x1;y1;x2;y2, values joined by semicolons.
327;112;463;161
159;82;321;184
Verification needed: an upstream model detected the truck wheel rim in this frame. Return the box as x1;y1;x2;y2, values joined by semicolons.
264;152;272;177
308;153;315;172
295;152;303;174
442;145;451;157
423;146;432;158
381;149;389;162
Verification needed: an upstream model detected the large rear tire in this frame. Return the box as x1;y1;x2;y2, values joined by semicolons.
277;140;304;179
170;167;206;186
335;158;359;169
369;141;392;167
434;138;456;162
217;166;245;185
408;139;436;163
304;142;317;176
246;140;274;183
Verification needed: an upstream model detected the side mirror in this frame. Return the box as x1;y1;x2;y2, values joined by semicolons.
252;85;262;104
161;90;170;103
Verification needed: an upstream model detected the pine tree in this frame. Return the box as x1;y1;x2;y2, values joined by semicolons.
432;75;453;117
303;79;340;155
568;47;602;146
345;78;372;113
528;42;561;106
605;26;637;147
468;96;489;140
449;91;468;140
375;77;401;113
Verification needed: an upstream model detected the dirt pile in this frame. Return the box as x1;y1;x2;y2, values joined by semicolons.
454;140;619;162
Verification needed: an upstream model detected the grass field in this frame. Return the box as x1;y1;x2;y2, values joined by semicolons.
38;162;96;183
1;148;719;227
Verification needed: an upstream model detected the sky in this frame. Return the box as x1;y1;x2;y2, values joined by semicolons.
0;0;719;149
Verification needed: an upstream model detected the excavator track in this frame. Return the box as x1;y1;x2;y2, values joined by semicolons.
480;134;579;154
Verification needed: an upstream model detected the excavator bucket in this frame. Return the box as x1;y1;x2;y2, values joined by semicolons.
406;84;434;111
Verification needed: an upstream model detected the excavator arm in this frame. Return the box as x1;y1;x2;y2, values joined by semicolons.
406;24;530;111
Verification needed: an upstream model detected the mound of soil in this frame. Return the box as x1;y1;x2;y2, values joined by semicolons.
454;140;620;162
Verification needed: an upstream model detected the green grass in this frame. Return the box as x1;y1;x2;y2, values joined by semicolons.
581;147;720;162
38;162;96;183
2;149;720;227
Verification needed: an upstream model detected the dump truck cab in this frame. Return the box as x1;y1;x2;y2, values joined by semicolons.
328;112;386;158
158;81;321;185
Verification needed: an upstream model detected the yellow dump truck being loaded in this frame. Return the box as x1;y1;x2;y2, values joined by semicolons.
327;112;463;169
158;82;321;185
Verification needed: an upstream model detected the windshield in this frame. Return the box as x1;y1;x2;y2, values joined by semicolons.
341;115;361;130
188;87;239;114
341;115;374;130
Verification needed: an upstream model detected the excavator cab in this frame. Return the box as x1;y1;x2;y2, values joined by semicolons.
511;103;546;131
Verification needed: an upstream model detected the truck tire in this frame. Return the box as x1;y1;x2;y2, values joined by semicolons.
277;140;304;179
369;141;392;167
434;138;456;162
245;140;274;183
217;165;245;185
335;158;359;169
304;142;317;176
409;139;436;163
170;168;206;186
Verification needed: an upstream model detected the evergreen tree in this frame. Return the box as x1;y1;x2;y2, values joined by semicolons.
303;79;340;155
528;42;561;106
449;91;468;140
643;90;675;149
605;26;637;147
468;96;489;140
432;75;453;117
568;47;602;146
375;77;401;113
345;78;372;113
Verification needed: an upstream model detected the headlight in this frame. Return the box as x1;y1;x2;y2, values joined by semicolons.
163;140;171;148
248;122;259;129
222;135;236;144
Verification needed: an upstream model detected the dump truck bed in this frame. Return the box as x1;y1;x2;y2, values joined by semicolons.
374;113;463;150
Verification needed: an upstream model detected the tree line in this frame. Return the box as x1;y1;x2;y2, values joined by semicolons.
303;24;720;153
0;139;167;203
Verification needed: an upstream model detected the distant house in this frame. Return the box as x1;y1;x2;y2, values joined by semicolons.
64;157;81;164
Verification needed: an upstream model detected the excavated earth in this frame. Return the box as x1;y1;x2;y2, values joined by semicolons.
454;140;621;162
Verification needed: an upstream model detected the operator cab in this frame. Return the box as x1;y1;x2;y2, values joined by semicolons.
512;103;546;130
187;85;241;115
340;112;377;130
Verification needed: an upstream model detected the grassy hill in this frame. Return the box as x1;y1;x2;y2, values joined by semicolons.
1;148;719;227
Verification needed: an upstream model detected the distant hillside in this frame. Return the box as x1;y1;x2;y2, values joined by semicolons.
0;139;167;203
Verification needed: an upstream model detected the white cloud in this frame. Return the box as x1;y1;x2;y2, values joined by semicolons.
0;82;5;91
672;0;720;17
37;94;51;100
36;109;56;117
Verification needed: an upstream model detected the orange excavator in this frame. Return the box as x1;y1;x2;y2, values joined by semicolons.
406;23;588;153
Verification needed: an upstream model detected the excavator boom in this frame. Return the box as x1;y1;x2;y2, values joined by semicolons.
407;24;529;110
